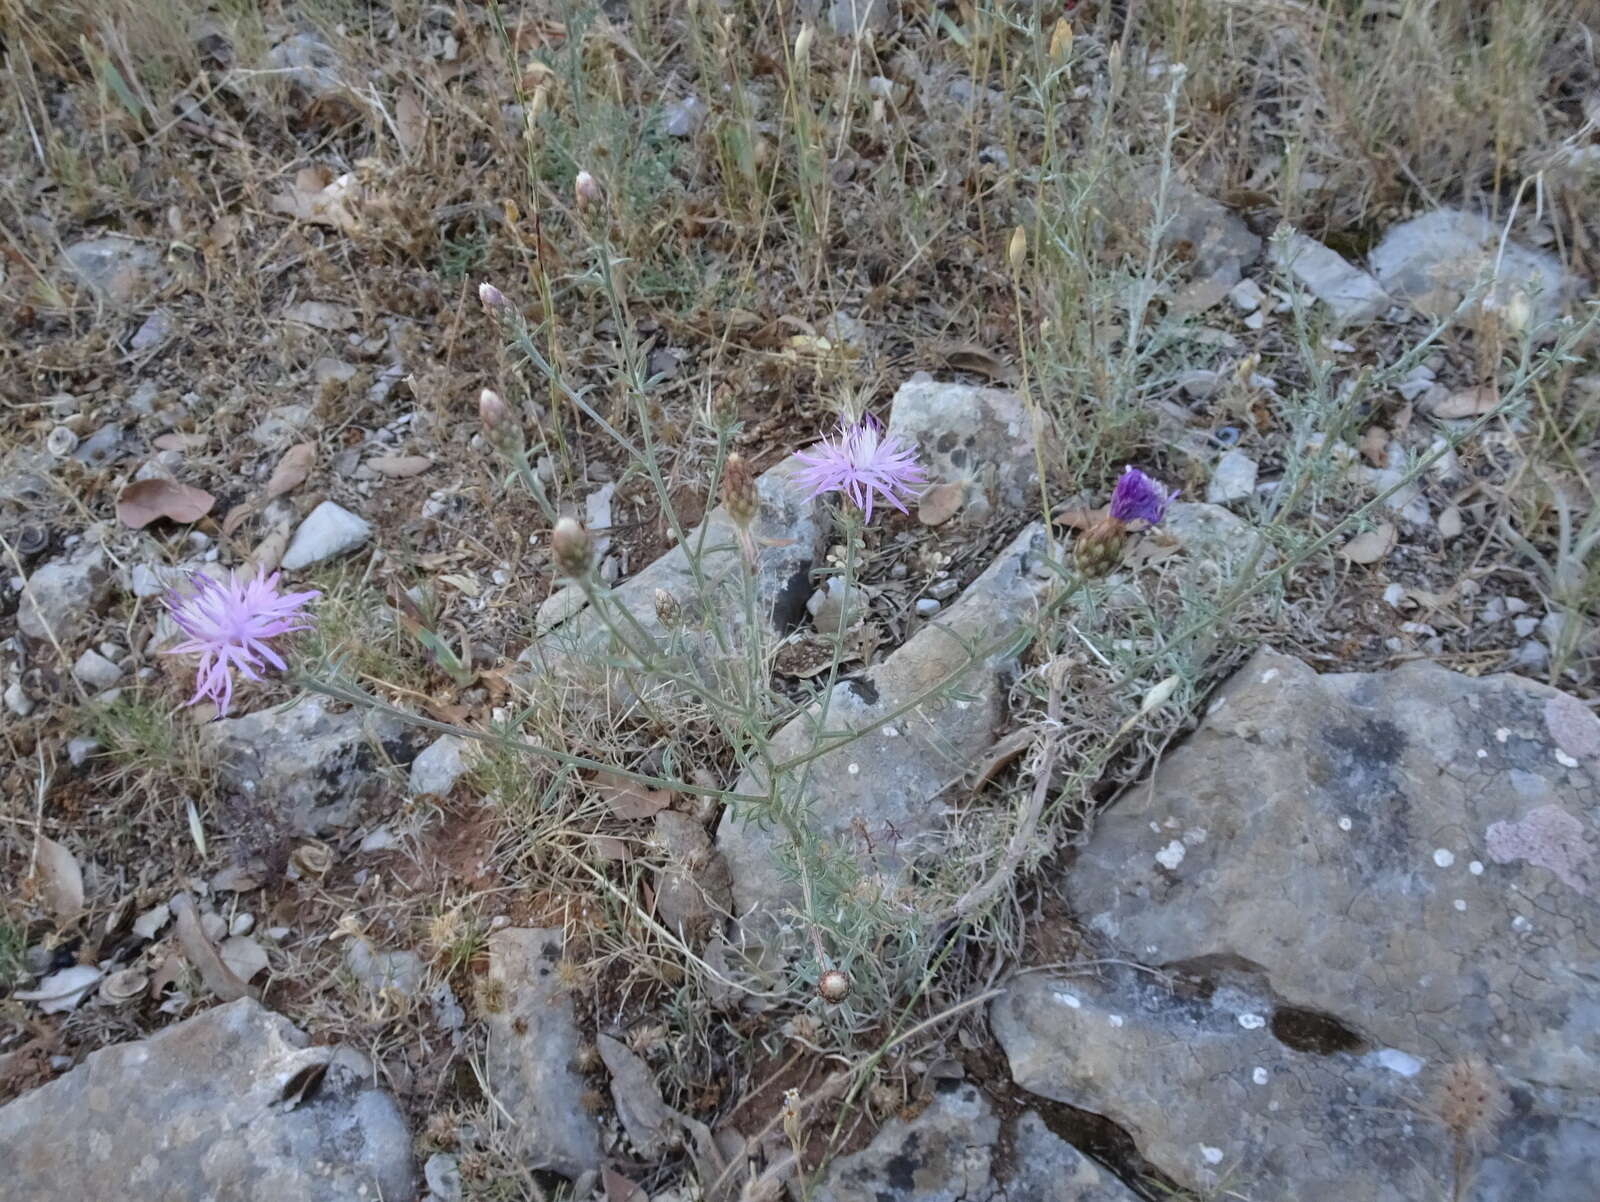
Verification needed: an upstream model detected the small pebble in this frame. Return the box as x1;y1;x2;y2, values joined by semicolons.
914;598;941;616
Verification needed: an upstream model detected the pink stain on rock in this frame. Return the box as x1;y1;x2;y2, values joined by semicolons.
1485;806;1594;896
1544;694;1600;761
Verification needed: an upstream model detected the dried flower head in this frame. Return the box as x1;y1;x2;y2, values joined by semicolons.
1432;1056;1509;1147
478;388;525;458
653;588;682;626
817;968;851;1003
551;517;593;579
794;417;927;522
721;453;760;525
163;569;319;717
478;281;507;312
574;170;601;211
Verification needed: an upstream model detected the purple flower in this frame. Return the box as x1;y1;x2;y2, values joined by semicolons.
1108;466;1173;526
794;417;927;522
163;570;319;717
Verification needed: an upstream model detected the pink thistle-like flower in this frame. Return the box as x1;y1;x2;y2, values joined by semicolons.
1108;466;1174;526
163;569;319;717
793;417;927;522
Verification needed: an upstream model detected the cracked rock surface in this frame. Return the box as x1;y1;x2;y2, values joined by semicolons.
996;647;1600;1200
719;523;1054;947
805;1079;1138;1202
0;998;415;1202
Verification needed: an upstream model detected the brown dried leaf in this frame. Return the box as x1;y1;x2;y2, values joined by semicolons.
937;342;1017;384
395;87;427;154
1051;504;1108;531
1340;522;1397;565
116;479;215;529
265;442;316;499
221;502;257;539
602;1169;647;1202
917;481;966;527
1430;385;1498;419
152;432;207;452
33;836;84;918
1358;425;1389;468
594;836;632;862
367;454;433;477
593;771;672;820
170;892;255;1002
269;165;362;234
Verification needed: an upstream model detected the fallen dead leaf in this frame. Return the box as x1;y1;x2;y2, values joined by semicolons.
221;502;257;539
367;454;434;477
1051;504;1108;531
270;165;362;234
116;479;216;529
33;836;84;918
265;442;316;499
394;86;427;154
283;300;357;331
917;481;966;526
1340;522;1397;565
593;771;672;820
602;1168;647;1202
1358;425;1389;467
152;432;207;452
170;891;255;1002
936;342;1017;384
1429;385;1498;419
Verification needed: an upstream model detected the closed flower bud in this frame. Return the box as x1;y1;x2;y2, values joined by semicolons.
794;23;814;64
1073;514;1128;578
1007;225;1027;273
721;453;760;528
817;969;850;1004
574;170;601;211
551;517;593;579
1048;17;1073;63
478;282;507;312
479;389;525;457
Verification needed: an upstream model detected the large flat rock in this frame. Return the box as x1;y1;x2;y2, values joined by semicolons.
0;999;415;1201
997;648;1600;1200
719;523;1054;947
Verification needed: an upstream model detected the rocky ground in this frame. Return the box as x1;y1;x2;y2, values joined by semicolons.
3;2;1600;1201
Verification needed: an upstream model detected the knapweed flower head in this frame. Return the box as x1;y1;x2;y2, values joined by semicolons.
794;416;926;523
1108;466;1174;526
1074;465;1173;578
163;569;319;717
478;281;507;312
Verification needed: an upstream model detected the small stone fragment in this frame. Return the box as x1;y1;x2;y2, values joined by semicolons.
1271;229;1390;325
1206;449;1258;504
409;734;471;797
281;501;371;570
72;649;123;690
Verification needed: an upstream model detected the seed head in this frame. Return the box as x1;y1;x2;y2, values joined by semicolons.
653;588;681;626
721;453;761;528
1007;225;1027;273
574;170;601;211
1432;1056;1509;1148
479;388;525;458
551;518;593;579
817;968;851;1004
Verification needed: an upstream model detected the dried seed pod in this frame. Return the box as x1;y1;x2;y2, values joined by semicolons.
290;840;333;878
1432;1056;1509;1147
720;453;760;528
817;968;850;1004
98;968;148;1005
551;517;593;579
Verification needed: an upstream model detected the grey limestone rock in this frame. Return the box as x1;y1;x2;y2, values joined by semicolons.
0;998;415;1202
203;696;419;835
996;648;1600;1201
482;928;602;1178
